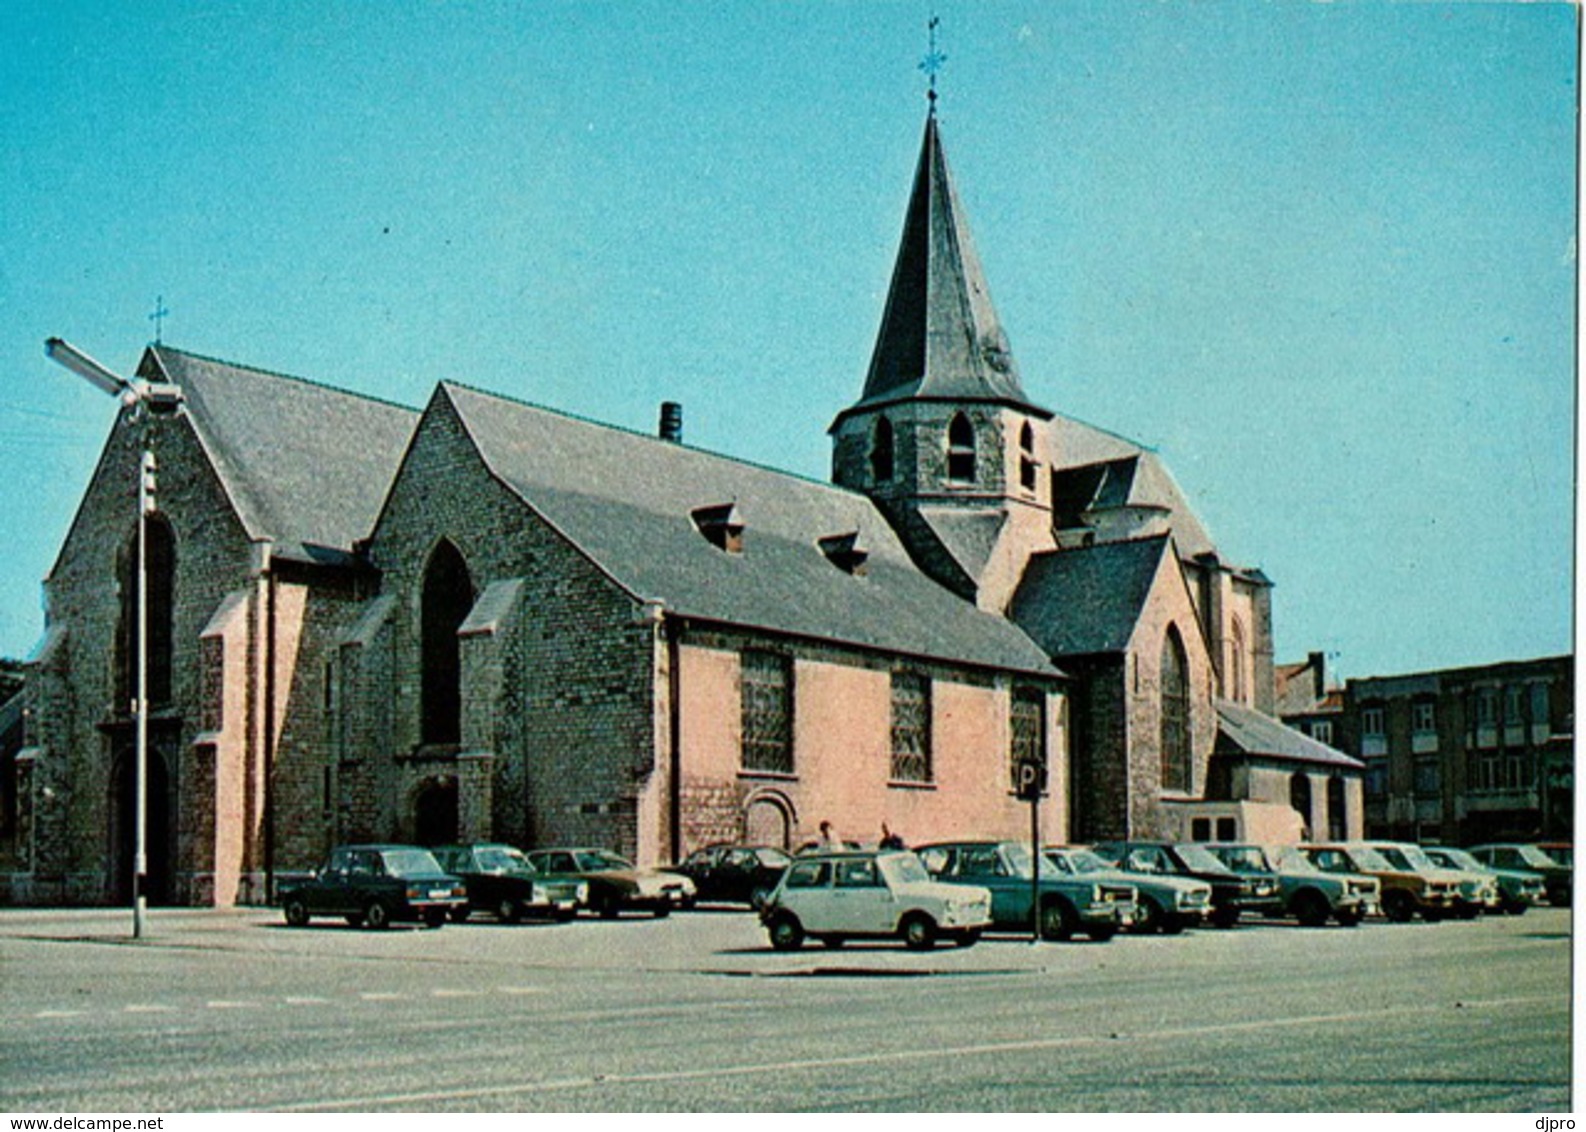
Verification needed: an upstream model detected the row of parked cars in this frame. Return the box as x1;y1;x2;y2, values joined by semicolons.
277;837;1570;954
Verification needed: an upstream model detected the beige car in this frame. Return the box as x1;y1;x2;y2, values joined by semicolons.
1301;842;1460;923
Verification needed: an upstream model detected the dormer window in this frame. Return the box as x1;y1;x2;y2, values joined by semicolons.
1018;422;1038;492
692;502;745;554
946;413;976;483
870;417;895;482
818;531;870;576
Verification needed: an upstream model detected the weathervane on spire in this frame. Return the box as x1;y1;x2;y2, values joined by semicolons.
920;15;946;112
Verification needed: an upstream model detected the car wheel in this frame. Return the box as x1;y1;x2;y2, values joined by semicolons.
1039;899;1077;942
1455;904;1482;921
954;930;981;948
284;899;310;927
344;914;364;928
1085;923;1117;943
767;913;804;951
1131;896;1162;935
1293;890;1331;928
749;887;771;911
901;913;937;951
1422;906;1446;923
652;905;671;919
820;936;845;949
424;909;447;929
497;899;522;924
1382;890;1415;923
597;895;620;920
556;907;578;922
450;905;472;924
1210;906;1241;929
364;901;390;930
1334;907;1364;927
1502;900;1529;916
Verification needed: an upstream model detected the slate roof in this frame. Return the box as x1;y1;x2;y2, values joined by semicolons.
142;347;419;562
835;113;1049;425
1008;536;1173;658
1215;699;1363;770
1048;416;1218;560
442;383;1060;678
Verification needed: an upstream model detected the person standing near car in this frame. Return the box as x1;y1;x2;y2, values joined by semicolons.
880;823;905;850
819;820;843;851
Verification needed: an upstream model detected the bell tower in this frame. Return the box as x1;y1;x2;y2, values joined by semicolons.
831;107;1055;609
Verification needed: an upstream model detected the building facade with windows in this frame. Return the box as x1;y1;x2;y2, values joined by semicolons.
7;106;1347;905
1338;656;1573;845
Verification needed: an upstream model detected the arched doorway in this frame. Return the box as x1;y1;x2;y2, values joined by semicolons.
1290;772;1313;837
413;776;459;847
744;793;792;849
110;745;173;905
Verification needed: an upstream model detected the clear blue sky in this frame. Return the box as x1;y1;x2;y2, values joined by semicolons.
0;0;1575;682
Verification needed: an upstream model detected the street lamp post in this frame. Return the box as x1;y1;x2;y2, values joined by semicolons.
45;338;182;939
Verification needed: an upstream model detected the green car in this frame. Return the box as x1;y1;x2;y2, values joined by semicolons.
1468;844;1572;907
281;844;466;930
1423;845;1545;915
916;840;1136;942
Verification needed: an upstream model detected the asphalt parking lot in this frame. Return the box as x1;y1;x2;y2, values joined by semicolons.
0;904;1572;1111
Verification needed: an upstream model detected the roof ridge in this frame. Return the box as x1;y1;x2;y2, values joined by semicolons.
1053;409;1159;455
153;345;419;414
439;379;864;498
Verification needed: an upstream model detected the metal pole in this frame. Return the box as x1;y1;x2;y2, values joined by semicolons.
133;448;153;939
1030;788;1040;945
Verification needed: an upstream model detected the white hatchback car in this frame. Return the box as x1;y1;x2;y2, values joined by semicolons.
759;850;992;951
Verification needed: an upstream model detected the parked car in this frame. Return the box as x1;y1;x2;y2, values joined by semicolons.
1366;841;1497;919
759;849;991;951
431;843;586;922
1468;844;1572;907
1091;840;1282;927
523;847;695;917
915;840;1135;942
1300;842;1460;923
674;844;792;908
281;844;466;930
1045;846;1212;934
1210;843;1379;927
1422;845;1545;916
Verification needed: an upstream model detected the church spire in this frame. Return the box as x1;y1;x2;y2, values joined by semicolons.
837;111;1049;426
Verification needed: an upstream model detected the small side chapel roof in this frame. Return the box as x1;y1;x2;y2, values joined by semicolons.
145;347;419;562
1008;535;1175;658
440;382;1060;678
1215;699;1364;770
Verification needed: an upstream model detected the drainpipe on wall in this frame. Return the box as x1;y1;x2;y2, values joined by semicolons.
664;612;683;865
252;540;277;904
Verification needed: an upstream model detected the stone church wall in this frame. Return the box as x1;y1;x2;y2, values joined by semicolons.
365;392;661;863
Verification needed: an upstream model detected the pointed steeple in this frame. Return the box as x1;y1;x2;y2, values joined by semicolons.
837;112;1049;426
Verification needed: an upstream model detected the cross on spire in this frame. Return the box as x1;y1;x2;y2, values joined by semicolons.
919;16;946;112
148;296;169;345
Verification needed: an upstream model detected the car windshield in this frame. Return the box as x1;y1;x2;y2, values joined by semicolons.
1175;844;1234;873
1004;843;1065;879
476;846;533;873
880;853;930;886
1428;847;1479;871
1536;846;1571;867
1270;846;1321;873
381;849;445;876
1061;850;1113;874
574;850;632;872
1213;846;1269;873
1380;844;1436;871
1341;846;1393;872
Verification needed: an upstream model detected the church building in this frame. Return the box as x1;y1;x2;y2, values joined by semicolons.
2;106;1361;906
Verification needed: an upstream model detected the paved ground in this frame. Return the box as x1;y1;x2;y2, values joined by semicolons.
0;904;1572;1111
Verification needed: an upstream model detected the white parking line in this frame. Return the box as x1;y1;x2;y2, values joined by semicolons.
34;1009;86;1019
284;996;332;1005
359;992;404;1001
124;1004;176;1013
206;1000;259;1010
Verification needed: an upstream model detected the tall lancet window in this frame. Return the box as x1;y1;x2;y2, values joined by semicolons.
117;516;176;710
1160;626;1192;794
421;539;472;745
946;413;976;483
870;417;895;482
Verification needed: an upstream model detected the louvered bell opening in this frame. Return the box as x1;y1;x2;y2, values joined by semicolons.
818;531;869;576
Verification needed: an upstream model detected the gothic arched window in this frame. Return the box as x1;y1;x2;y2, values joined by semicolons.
420;539;473;745
870;417;895;482
1018;421;1038;492
946;413;976;483
1160;626;1192;794
117;515;176;710
1229;617;1248;703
